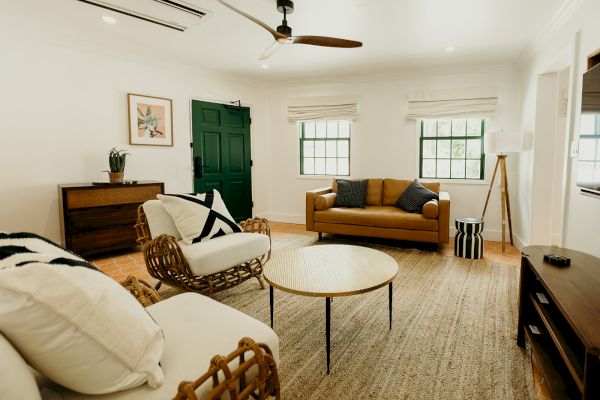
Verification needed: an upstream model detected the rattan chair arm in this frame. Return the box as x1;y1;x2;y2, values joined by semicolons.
142;234;195;280
239;218;271;263
119;275;162;307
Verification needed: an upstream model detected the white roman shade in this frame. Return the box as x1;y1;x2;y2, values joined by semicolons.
287;95;359;121
406;87;499;119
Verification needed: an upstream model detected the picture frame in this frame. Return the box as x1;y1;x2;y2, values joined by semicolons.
127;93;173;146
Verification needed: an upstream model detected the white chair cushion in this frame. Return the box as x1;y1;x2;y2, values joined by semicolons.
0;233;164;395
142;200;181;240
37;293;279;400
180;232;270;276
0;333;41;400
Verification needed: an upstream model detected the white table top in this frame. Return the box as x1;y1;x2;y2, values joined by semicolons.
264;245;398;297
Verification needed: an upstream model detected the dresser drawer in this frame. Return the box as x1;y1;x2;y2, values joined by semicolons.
70;226;139;257
66;185;162;209
67;204;139;232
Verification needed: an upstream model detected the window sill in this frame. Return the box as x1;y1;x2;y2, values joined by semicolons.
297;175;350;181
421;178;489;186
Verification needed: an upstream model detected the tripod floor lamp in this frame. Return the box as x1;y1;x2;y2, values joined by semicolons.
481;131;522;253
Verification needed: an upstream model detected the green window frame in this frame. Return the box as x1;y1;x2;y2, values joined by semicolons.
299;121;351;176
419;118;486;180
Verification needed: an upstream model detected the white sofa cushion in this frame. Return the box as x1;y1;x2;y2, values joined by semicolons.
0;232;164;395
157;191;241;245
0;333;41;400
37;293;279;400
180;232;270;276
142;200;181;240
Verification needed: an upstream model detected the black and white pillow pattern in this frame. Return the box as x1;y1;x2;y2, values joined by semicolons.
395;179;439;213
157;190;241;245
0;232;165;394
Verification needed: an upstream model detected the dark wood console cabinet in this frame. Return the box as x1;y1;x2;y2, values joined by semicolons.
518;246;600;399
58;181;164;257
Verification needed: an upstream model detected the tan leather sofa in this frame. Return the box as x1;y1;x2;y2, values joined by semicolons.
306;179;450;244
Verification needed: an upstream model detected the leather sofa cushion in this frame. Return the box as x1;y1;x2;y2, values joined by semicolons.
422;199;439;219
315;193;336;211
314;206;438;231
332;179;383;206
383;179;440;206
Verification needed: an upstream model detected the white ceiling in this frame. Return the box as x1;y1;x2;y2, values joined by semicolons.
3;0;569;81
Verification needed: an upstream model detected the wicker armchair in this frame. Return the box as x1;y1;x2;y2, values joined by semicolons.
135;204;271;296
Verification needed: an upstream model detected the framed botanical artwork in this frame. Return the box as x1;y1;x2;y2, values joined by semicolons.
127;93;173;146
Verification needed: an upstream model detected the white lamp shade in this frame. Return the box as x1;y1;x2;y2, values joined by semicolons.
486;131;523;154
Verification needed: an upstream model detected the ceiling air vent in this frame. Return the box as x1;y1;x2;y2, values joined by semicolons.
77;0;209;32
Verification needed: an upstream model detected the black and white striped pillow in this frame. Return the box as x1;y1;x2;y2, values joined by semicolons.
395;179;439;213
157;190;241;245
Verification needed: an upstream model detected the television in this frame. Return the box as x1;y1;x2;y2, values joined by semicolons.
577;63;600;196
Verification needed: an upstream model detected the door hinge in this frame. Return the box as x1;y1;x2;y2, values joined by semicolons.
251;201;254;208
249;117;252;124
190;142;193;148
250;160;253;167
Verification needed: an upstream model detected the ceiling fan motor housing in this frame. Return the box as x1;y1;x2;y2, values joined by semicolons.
276;0;294;14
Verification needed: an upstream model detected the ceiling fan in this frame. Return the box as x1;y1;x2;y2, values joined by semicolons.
217;0;363;60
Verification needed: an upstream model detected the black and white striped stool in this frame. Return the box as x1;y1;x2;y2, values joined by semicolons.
455;218;484;259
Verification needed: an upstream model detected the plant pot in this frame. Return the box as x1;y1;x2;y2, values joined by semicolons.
108;172;124;184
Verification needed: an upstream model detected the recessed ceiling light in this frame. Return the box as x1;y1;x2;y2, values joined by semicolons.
101;15;117;24
445;46;456;53
260;64;269;69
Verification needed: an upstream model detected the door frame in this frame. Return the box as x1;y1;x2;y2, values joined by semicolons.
188;97;256;214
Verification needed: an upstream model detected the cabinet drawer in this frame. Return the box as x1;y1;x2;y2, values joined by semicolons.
70;226;139;257
66;185;162;209
68;204;139;232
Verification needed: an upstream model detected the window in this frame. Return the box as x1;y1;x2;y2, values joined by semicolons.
419;118;485;180
300;121;350;176
578;113;600;182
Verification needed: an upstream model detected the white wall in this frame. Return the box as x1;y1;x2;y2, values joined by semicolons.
0;27;270;244
265;65;523;241
518;0;600;256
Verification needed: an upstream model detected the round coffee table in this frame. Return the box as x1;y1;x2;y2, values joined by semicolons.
264;244;398;374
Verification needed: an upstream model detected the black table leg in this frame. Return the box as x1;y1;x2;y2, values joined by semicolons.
326;297;331;374
270;286;274;329
389;282;393;330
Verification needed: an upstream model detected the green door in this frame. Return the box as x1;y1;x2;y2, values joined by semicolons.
191;100;253;221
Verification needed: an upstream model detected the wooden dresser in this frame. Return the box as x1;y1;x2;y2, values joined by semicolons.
518;246;600;399
58;181;164;257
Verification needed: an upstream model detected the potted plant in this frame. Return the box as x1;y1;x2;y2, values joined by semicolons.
104;148;130;183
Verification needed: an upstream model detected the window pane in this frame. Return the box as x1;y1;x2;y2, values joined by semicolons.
315;141;325;157
326;140;336;157
466;160;481;179
303;158;314;174
580;138;597;160
438;140;451;158
315;158;325;174
467;119;482;136
339;121;350;138
581;114;596;135
423;120;437;137
304;122;315;138
326;158;337;175
337;158;349;175
452;140;466;158
316;122;326;138
452;119;466;136
327;121;338;138
437;159;450;178
422;159;436;178
438;120;451;137
337;140;349;157
451;159;465;178
303;140;314;157
466;139;481;158
423;140;436;158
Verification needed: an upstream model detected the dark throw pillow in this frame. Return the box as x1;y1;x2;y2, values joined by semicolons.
396;179;439;213
334;179;368;208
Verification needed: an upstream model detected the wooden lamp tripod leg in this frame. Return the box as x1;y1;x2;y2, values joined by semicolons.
499;156;507;253
482;155;501;219
502;157;514;246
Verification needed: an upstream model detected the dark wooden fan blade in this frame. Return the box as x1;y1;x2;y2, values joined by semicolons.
292;36;363;48
217;0;286;40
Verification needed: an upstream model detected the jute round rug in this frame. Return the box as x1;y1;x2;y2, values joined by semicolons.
159;234;534;400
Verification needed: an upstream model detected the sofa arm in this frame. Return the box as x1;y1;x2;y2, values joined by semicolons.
306;187;332;231
438;191;450;244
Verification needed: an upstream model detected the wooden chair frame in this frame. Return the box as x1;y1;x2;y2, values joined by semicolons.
134;205;271;296
173;337;280;400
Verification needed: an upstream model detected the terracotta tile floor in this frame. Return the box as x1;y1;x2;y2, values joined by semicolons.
91;222;521;282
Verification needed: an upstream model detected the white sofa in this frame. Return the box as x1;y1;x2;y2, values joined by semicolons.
5;293;279;399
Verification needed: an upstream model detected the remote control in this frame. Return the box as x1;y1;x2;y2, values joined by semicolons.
543;254;571;266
